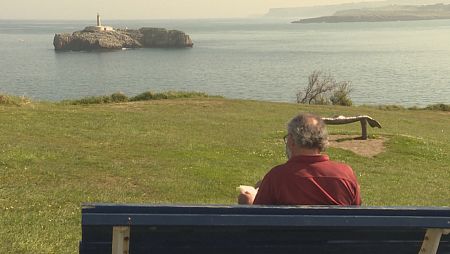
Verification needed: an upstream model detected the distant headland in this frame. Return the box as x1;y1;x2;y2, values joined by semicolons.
53;14;193;51
292;3;450;23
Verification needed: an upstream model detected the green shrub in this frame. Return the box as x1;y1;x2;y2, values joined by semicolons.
376;105;406;111
368;104;449;112
130;91;211;101
62;95;111;105
130;91;154;101
62;91;217;105
330;82;353;106
425;103;450;112
407;106;420;110
0;94;31;106
111;92;128;103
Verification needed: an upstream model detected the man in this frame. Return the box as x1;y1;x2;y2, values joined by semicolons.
238;113;361;205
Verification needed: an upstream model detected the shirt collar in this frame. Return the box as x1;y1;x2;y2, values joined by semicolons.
288;154;329;163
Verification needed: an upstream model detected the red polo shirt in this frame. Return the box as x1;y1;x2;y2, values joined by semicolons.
253;155;361;206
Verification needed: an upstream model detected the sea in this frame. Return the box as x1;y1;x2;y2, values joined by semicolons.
1;18;450;106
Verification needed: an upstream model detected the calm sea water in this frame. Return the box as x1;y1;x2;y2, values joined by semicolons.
1;18;450;106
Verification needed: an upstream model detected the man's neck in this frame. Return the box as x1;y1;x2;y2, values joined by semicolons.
292;148;321;157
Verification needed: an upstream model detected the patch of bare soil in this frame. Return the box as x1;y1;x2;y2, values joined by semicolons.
328;135;387;157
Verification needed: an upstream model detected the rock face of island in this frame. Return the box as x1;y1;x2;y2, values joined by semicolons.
53;27;194;51
292;3;450;23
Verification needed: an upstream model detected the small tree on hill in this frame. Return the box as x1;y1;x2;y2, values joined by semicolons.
296;70;353;106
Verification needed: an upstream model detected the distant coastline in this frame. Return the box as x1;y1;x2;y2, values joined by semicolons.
266;0;450;18
292;3;450;23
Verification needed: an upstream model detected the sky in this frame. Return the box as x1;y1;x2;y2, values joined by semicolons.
0;0;381;20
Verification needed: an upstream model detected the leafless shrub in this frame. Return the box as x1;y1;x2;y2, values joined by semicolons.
297;71;353;106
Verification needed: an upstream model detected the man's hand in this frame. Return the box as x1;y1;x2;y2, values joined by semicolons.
238;191;255;205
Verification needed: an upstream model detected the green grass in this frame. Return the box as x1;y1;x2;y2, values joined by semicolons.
0;97;449;253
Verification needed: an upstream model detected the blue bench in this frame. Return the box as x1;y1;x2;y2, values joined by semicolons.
79;203;450;254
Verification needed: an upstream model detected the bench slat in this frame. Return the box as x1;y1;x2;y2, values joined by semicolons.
83;213;450;228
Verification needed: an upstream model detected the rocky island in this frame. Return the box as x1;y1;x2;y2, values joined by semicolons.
53;14;193;51
292;3;450;23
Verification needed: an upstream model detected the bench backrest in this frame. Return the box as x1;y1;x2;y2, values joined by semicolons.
79;204;450;254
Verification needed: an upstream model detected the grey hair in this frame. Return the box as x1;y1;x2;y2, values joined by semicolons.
287;113;329;152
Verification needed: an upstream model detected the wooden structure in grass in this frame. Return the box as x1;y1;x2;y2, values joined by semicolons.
79;203;450;254
322;115;382;140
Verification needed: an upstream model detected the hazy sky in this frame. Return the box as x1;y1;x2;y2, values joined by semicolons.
0;0;380;19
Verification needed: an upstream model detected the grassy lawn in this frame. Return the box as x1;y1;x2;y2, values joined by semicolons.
0;98;449;253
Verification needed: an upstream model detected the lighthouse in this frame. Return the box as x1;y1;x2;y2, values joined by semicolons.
97;13;101;27
84;13;113;32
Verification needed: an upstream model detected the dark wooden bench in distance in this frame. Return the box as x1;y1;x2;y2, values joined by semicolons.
79;204;450;254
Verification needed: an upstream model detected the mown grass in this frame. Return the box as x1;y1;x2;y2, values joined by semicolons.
0;97;449;253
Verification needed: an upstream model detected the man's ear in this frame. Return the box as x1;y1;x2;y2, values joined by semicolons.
288;136;301;156
288;135;296;149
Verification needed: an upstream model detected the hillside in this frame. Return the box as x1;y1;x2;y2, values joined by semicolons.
266;0;450;18
293;3;450;23
1;98;449;253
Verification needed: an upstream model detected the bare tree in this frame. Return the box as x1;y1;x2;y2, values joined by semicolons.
297;71;352;106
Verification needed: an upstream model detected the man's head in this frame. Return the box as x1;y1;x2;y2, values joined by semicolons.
285;113;328;158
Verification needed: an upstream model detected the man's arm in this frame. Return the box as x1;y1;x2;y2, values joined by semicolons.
354;182;362;205
253;176;276;205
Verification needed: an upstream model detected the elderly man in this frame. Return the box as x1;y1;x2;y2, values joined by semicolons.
239;113;361;206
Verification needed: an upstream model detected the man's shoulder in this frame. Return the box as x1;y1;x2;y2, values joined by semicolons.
265;158;355;180
318;159;357;181
265;163;290;177
323;159;353;170
267;159;352;173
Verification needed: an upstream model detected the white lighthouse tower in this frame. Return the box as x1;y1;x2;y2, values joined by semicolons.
84;13;114;32
97;13;101;27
